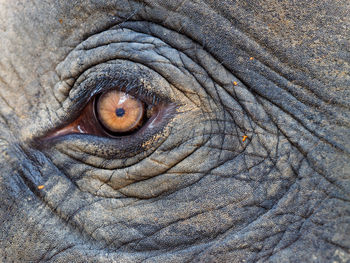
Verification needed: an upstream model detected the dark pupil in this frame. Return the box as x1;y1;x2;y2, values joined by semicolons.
115;108;125;117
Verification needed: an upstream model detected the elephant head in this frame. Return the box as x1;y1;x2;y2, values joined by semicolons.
0;0;349;262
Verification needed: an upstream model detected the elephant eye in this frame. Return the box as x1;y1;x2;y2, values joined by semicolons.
96;90;145;135
46;85;172;139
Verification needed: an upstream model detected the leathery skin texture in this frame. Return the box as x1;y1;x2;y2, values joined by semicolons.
0;0;349;262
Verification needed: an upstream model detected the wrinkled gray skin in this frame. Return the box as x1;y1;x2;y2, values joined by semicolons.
0;0;349;262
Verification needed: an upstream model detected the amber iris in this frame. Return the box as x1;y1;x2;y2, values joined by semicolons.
96;90;144;133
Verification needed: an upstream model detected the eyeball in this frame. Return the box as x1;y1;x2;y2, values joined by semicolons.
96;90;145;133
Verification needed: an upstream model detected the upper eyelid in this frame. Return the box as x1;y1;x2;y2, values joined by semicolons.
54;48;195;118
57;61;175;112
52;26;177;109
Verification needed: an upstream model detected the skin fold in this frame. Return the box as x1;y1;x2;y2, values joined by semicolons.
0;0;349;262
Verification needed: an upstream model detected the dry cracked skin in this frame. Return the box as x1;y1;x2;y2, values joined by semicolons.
0;0;349;262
